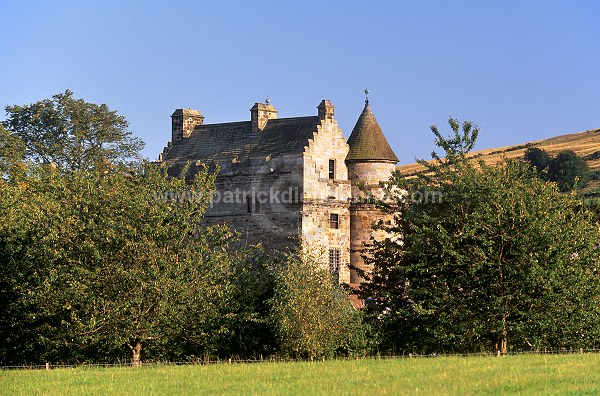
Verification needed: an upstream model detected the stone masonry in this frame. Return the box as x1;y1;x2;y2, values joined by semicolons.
158;96;398;285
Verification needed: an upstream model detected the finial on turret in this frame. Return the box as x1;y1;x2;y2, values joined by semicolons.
265;96;270;104
364;88;370;105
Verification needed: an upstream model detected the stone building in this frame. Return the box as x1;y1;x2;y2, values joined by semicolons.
158;96;398;285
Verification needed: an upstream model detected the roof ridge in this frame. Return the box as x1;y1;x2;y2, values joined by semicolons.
267;115;319;122
196;115;319;128
196;120;251;127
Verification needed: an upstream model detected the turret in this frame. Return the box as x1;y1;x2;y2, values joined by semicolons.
347;91;398;285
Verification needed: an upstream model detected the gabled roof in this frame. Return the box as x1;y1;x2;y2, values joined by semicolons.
162;116;320;166
346;102;399;163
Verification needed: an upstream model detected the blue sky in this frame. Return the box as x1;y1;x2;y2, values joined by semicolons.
1;0;599;164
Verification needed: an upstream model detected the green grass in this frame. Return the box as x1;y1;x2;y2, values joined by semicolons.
2;354;599;395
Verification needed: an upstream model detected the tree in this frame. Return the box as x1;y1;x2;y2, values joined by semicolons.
2;90;143;172
0;165;61;363
523;148;591;191
360;118;600;355
523;147;551;172
547;150;591;191
0;161;282;365
1;92;280;365
0;124;25;178
0;162;239;365
271;246;367;359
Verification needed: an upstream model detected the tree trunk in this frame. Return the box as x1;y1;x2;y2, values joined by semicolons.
129;340;142;367
496;314;508;356
499;332;507;356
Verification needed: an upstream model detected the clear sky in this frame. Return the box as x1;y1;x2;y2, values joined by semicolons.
1;0;599;164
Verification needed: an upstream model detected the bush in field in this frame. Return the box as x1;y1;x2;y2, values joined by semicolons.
523;147;590;191
271;248;367;359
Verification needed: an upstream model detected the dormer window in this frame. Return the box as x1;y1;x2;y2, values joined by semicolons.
328;159;335;179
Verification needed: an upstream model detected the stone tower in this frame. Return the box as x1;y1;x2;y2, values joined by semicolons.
346;97;399;285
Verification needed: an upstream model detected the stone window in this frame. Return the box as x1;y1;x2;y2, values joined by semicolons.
328;159;335;179
245;194;252;213
245;193;261;213
255;197;261;213
329;213;339;229
329;248;340;273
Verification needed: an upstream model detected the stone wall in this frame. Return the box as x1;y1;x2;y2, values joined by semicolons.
203;153;304;251
347;160;396;284
301;118;352;283
347;161;396;185
349;204;394;284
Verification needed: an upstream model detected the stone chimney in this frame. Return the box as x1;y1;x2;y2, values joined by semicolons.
317;99;335;122
171;108;204;144
250;100;277;132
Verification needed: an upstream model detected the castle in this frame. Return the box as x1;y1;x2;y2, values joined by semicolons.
158;95;398;285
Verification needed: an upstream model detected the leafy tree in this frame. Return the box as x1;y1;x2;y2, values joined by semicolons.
0;124;25;177
430;117;478;163
523;148;591;191
215;247;279;358
0;166;61;363
1;92;280;365
360;118;600;355
0;162;281;365
523;147;551;172
1;162;236;365
547;150;591;191
271;246;367;359
2;90;143;172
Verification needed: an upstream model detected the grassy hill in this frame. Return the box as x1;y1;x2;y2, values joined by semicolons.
396;128;600;195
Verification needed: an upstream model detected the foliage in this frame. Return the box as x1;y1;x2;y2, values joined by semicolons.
2;90;143;172
547;150;591;191
0;124;26;179
430;117;478;164
523;147;591;191
523;147;551;171
271;247;367;359
0;92;280;365
360;118;600;354
0;162;281;365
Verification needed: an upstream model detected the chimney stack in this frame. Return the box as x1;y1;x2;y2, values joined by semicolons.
171;108;204;144
250;100;277;132
317;99;335;122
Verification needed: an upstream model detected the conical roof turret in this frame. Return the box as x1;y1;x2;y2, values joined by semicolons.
346;99;398;163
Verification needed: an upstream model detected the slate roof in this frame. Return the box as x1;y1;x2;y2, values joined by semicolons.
346;103;399;163
163;116;320;165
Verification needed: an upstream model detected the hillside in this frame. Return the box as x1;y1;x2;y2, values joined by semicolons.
396;128;600;195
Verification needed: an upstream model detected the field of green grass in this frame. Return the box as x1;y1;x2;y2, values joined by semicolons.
2;354;599;395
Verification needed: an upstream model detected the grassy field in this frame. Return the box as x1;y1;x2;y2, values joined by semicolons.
2;354;599;395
